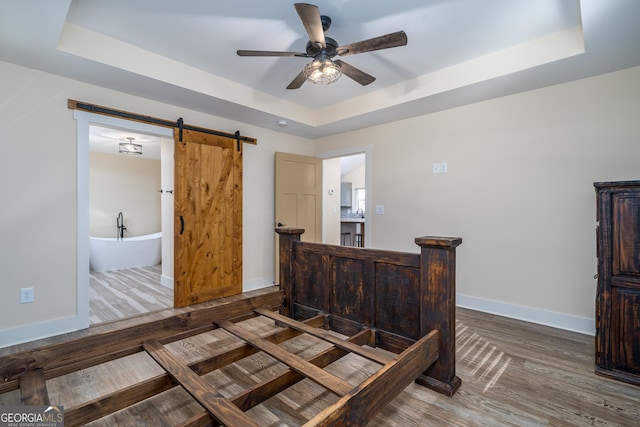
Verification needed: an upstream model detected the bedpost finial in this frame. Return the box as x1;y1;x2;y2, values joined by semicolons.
415;236;462;249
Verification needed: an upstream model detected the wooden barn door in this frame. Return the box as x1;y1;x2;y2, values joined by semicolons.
174;129;242;308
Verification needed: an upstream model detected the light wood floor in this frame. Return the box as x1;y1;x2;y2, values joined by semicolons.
2;291;639;426
89;264;173;325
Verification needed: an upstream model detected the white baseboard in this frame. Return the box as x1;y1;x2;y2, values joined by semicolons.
243;277;275;293
160;275;174;289
0;315;89;349
457;294;595;336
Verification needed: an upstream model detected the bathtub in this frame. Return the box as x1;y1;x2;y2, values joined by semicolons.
89;232;162;272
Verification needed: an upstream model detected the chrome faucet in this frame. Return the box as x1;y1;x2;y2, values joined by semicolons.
116;212;126;239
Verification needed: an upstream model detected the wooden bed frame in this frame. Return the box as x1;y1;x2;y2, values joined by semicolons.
0;228;461;426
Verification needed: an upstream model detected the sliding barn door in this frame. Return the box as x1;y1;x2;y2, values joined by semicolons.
174;129;242;308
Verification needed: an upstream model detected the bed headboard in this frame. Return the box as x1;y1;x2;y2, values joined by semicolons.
276;227;462;396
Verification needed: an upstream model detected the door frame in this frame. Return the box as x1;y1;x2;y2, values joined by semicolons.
318;145;373;248
74;110;173;328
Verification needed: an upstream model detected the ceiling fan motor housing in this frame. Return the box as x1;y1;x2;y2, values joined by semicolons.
320;15;332;32
306;37;339;58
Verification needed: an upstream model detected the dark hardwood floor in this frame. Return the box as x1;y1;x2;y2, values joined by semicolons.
1;291;639;426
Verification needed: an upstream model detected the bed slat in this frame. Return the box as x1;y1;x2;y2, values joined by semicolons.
64;314;325;427
176;329;373;427
303;329;440;427
217;320;353;396
64;375;175;427
143;340;259;427
191;314;324;375
255;308;392;365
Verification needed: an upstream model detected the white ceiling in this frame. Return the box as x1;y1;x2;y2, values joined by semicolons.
89;125;163;160
340;153;365;178
1;0;639;140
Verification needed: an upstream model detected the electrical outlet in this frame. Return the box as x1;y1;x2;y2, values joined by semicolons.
440;162;448;173
20;287;34;304
432;163;441;174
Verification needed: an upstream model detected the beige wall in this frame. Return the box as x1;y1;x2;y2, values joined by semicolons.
0;60;314;345
315;65;640;333
89;152;161;238
323;158;341;245
2;57;639;344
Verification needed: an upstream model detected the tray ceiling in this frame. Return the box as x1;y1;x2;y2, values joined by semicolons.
1;0;639;139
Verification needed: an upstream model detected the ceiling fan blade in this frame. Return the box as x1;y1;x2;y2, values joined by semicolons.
334;60;375;86
295;3;326;49
286;70;307;90
338;31;408;57
237;50;308;57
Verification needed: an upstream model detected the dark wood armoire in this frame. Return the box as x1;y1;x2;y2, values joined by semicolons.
595;180;640;386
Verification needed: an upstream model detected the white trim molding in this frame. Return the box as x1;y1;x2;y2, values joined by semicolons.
457;293;595;336
0;316;87;349
160;275;174;289
243;278;275;293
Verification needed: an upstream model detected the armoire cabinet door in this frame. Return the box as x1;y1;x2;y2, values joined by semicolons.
611;288;640;373
611;192;640;276
595;180;640;387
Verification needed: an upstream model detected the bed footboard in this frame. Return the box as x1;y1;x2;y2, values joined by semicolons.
276;227;462;396
0;229;461;425
1;301;442;426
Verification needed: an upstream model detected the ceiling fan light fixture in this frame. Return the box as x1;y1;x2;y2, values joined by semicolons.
119;136;142;155
237;4;408;89
303;55;341;85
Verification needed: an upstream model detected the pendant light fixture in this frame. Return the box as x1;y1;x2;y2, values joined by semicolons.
119;137;142;155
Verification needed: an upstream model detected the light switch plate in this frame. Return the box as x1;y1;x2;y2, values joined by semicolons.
432;163;441;174
375;205;385;215
20;287;34;303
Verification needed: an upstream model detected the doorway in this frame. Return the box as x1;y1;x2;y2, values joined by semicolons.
320;147;371;248
75;111;173;328
338;153;366;247
87;123;174;324
76;109;246;328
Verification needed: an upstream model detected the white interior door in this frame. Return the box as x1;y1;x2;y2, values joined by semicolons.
274;152;323;283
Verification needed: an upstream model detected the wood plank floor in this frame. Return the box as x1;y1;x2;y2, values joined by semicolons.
89;265;173;325
2;293;639;425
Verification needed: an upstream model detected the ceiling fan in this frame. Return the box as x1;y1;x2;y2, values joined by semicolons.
237;3;408;89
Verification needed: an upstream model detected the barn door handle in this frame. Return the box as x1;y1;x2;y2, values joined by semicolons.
180;216;185;235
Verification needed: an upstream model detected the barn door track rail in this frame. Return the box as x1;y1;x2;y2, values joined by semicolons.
68;99;257;145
